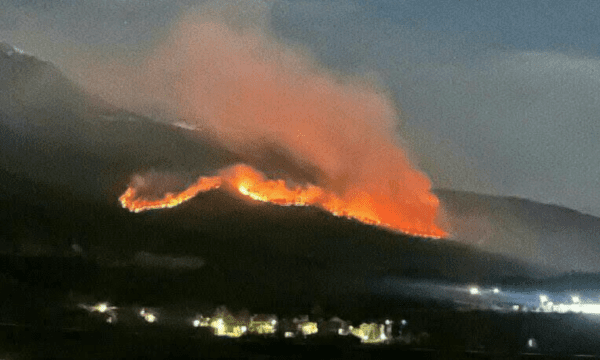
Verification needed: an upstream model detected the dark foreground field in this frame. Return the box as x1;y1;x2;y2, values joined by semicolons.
2;309;600;360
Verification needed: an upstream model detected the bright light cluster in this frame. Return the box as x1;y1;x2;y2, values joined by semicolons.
299;322;318;336
140;308;158;323
89;302;116;313
542;302;600;314
196;314;278;338
467;286;503;296
78;302;118;324
350;323;387;344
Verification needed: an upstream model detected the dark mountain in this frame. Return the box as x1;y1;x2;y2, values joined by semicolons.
0;166;543;320
437;189;600;272
1;42;599;320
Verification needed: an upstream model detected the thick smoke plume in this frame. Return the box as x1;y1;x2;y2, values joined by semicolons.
71;2;446;237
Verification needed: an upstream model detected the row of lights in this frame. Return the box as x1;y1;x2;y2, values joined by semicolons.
468;287;600;315
80;302;158;324
469;286;500;296
83;302;410;344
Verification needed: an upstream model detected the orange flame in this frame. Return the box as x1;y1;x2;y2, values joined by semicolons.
119;176;222;213
119;164;447;239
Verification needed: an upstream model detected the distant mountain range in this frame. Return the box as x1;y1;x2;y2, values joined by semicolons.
1;42;600;317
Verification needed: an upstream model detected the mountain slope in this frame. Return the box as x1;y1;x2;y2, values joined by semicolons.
3;42;600;317
0;166;546;318
437;189;600;272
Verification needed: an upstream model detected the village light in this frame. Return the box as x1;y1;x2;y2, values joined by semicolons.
493;288;500;294
572;295;581;303
300;322;318;336
193;319;200;327
139;308;157;323
469;286;480;295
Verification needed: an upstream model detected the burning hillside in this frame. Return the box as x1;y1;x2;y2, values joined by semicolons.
120;164;447;238
64;2;447;239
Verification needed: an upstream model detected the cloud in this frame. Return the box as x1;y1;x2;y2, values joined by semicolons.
398;51;600;214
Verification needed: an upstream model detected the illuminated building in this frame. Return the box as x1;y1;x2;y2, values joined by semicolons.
299;321;318;336
209;316;248;337
350;323;387;344
206;308;250;338
290;315;318;337
249;314;278;335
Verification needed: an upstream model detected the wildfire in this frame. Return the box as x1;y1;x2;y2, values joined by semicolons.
119;176;222;213
119;164;447;238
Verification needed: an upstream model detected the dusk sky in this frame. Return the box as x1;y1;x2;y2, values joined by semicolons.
2;0;600;217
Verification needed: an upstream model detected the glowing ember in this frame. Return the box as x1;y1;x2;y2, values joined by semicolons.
119;164;447;238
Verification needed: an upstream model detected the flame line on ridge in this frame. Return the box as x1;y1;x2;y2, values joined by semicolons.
119;164;447;239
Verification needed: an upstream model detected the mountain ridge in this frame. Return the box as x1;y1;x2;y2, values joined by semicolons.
2;42;600;313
